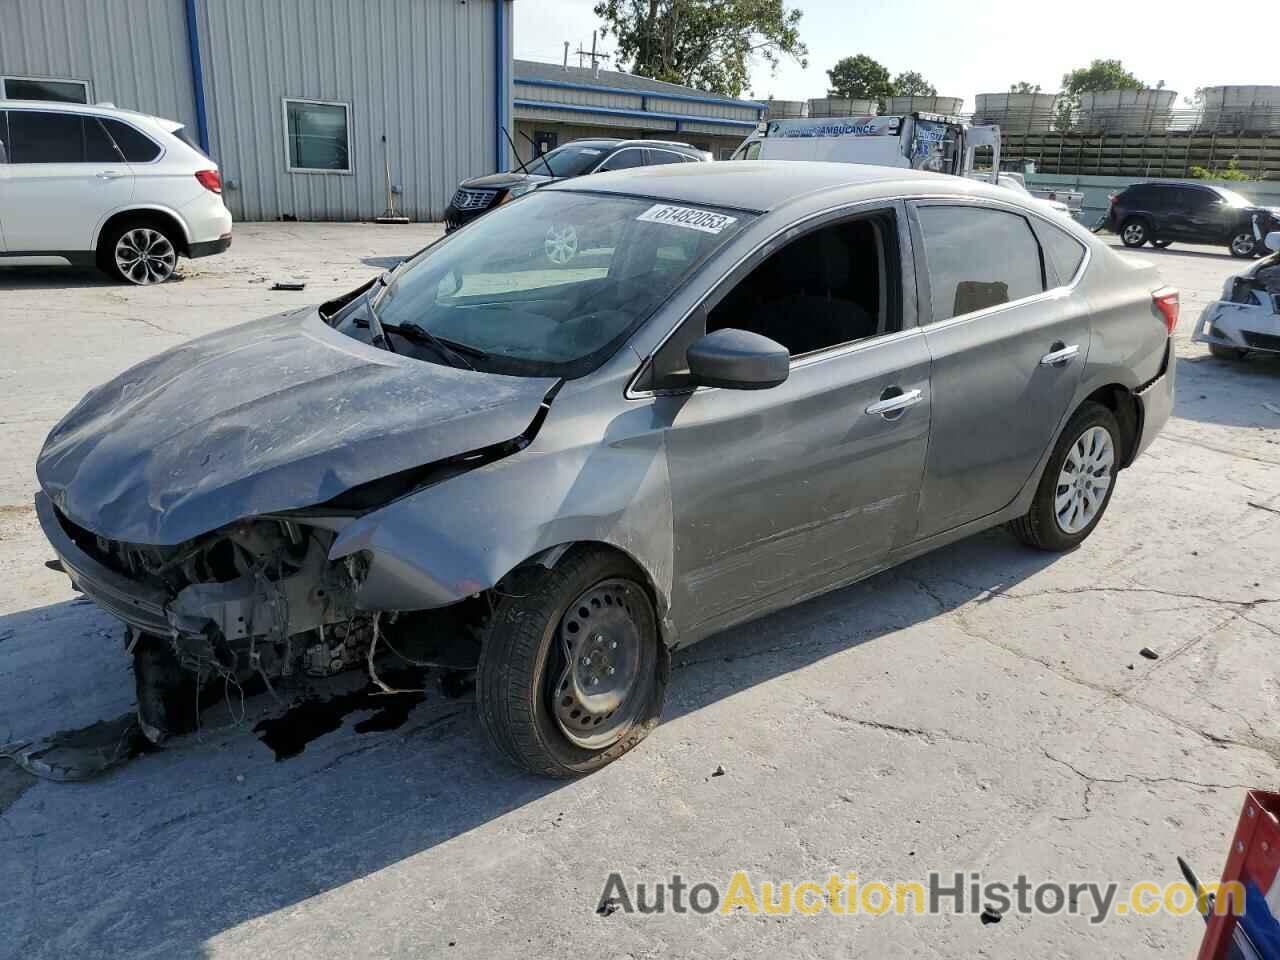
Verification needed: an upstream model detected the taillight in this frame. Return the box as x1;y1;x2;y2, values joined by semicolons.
1153;287;1179;334
195;169;222;194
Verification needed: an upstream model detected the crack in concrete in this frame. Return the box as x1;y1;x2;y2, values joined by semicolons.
1247;500;1280;517
1042;747;1257;799
987;585;1279;610
1158;432;1280;467
818;708;985;747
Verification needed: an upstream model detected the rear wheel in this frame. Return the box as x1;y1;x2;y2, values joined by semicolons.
1120;219;1148;247
1209;343;1250;361
476;546;668;777
100;219;181;284
1230;232;1258;258
1008;402;1121;552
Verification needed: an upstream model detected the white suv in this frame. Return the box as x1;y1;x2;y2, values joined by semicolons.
0;100;232;284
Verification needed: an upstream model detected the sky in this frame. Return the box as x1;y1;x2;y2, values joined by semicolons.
515;0;1280;110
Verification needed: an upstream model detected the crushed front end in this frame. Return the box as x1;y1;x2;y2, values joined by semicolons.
1193;256;1280;355
37;492;384;738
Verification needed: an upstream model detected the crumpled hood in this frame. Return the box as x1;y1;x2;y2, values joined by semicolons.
37;308;557;545
459;172;554;191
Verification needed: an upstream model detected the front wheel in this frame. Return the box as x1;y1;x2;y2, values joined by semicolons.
476;546;668;777
1209;343;1250;361
1230;232;1258;258
1007;402;1121;552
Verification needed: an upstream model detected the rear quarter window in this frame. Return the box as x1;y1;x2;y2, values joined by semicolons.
1033;221;1088;287
102;119;161;162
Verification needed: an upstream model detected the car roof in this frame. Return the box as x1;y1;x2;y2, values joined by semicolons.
545;160;1011;214
0;99;165;124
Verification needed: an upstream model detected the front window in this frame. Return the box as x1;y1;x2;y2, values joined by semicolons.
1215;187;1251;208
284;98;351;172
340;191;753;378
529;142;612;178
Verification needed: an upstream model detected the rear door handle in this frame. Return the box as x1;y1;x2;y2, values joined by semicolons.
1040;343;1080;366
96;170;126;180
865;388;923;418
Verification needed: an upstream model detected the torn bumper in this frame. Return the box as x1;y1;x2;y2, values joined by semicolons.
1193;298;1280;354
36;491;171;635
1133;338;1175;461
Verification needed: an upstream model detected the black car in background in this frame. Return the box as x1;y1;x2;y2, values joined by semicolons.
1107;181;1280;257
444;138;707;232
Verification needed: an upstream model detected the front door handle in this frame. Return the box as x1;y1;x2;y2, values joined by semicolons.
865;388;923;418
96;170;126;180
1040;343;1080;366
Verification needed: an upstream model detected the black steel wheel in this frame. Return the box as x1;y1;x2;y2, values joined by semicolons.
476;546;668;776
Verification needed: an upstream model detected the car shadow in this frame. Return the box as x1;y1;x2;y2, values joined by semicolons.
0;528;1058;957
0;266;118;290
1173;354;1280;429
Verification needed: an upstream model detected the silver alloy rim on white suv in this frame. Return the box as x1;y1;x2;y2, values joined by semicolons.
115;228;177;284
544;224;579;265
1231;232;1255;256
1055;425;1114;534
1122;223;1145;245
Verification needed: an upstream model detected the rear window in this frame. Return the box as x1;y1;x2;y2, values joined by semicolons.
171;125;211;160
917;205;1045;321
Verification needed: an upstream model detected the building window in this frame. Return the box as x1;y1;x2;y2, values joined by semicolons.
1;76;90;103
283;98;351;173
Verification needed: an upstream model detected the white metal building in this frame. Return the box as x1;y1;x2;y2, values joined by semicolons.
0;0;513;222
513;59;764;162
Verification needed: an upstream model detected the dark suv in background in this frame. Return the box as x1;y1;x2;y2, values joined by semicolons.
1107;181;1280;257
444;138;708;232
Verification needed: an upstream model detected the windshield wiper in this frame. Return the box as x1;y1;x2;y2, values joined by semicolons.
356;316;485;370
363;272;396;354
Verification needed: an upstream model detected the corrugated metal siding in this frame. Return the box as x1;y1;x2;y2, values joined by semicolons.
197;0;509;221
0;0;197;130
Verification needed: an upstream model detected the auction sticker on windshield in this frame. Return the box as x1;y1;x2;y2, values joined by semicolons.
637;204;738;235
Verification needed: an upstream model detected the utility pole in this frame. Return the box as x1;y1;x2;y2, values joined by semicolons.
572;30;608;74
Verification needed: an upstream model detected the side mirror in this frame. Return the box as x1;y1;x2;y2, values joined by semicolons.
686;328;789;390
1266;231;1280;253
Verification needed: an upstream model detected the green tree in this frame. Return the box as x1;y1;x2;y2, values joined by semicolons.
892;71;936;97
826;54;892;102
593;0;807;98
1009;81;1041;94
1057;58;1143;128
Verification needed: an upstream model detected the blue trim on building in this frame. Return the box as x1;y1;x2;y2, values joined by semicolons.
182;0;210;153
494;0;508;172
516;76;766;116
513;98;759;130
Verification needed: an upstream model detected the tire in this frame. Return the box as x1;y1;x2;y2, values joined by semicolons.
1120;219;1148;247
1150;239;1172;249
1230;231;1258;258
1209;343;1249;361
133;634;203;744
476;546;668;777
1007;401;1122;552
100;218;181;284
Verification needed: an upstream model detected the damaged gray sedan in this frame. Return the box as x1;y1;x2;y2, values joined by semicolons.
36;163;1176;776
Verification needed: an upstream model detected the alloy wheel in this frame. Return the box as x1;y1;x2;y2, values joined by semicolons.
1231;233;1256;257
550;578;654;750
1121;223;1145;245
1054;425;1114;534
115;228;177;284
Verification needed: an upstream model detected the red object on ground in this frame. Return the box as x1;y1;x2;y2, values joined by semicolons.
1198;791;1280;960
